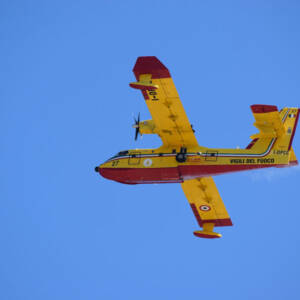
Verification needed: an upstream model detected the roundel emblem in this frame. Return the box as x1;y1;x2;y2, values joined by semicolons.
199;205;211;211
143;158;152;167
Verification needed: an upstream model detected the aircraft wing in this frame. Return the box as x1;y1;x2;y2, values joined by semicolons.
181;177;233;238
130;56;199;148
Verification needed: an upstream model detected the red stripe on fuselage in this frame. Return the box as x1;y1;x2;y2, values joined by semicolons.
99;164;285;184
99;167;182;184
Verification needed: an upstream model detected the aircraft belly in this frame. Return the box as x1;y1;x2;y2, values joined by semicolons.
100;167;182;184
179;164;275;179
100;164;279;184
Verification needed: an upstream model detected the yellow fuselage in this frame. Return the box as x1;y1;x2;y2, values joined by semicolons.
97;140;294;184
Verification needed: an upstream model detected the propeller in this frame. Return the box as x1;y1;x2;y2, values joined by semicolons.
133;112;141;141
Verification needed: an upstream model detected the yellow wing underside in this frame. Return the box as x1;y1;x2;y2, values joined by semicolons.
143;76;198;148
181;177;232;238
131;57;232;238
131;57;198;149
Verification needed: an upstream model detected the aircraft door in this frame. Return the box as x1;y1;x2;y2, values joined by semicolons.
128;152;141;165
205;150;219;162
159;154;182;182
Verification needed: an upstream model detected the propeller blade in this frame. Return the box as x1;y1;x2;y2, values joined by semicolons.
135;127;139;140
133;113;141;141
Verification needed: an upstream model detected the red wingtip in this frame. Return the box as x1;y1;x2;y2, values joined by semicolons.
289;160;299;166
251;104;278;114
133;56;171;80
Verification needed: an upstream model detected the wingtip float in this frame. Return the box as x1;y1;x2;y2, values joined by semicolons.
95;56;299;239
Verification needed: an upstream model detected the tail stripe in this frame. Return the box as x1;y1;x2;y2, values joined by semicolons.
282;109;290;122
288;109;299;151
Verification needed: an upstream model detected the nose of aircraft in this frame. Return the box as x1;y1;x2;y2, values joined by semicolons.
95;164;110;180
95;164;105;174
95;163;126;183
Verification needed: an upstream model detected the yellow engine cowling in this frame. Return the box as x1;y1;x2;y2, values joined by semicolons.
137;119;157;135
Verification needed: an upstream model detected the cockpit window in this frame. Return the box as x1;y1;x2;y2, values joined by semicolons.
108;151;129;161
117;150;129;156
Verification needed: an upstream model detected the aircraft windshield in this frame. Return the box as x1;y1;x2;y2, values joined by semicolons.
117;151;129;156
111;151;129;159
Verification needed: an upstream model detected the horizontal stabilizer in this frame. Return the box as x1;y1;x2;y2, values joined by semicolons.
250;105;285;139
248;105;299;154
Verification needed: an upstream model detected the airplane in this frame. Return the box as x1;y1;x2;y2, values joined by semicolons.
95;56;299;239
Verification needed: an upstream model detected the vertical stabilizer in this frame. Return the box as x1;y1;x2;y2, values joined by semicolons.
247;105;299;151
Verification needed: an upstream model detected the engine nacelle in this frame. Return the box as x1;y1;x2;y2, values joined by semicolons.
138;119;157;135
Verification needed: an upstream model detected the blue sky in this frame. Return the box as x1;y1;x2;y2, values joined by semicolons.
1;1;300;299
